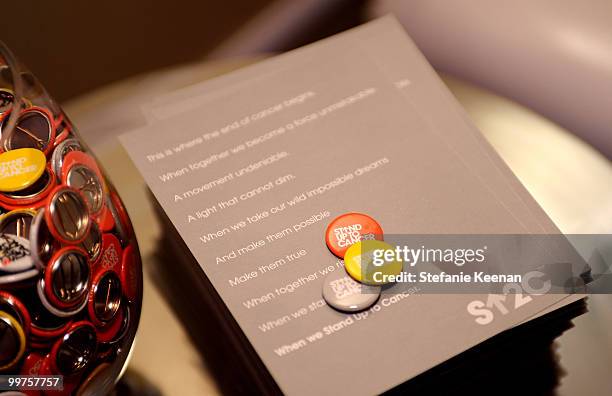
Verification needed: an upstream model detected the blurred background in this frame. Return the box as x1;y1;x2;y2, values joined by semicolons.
3;0;610;158
1;0;362;101
1;0;274;101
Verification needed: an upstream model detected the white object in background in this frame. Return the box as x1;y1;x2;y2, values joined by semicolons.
369;0;612;158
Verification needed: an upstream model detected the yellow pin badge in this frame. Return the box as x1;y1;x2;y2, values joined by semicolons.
0;148;46;192
344;240;402;285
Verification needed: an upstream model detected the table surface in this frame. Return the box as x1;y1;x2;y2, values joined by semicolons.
64;59;612;396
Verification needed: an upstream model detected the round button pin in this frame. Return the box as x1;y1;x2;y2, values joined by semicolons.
0;148;46;192
45;186;90;244
19;352;51;395
99;303;130;347
37;277;88;318
52;113;72;148
49;321;97;376
322;268;380;312
2;107;55;154
88;271;122;326
50;138;82;181
107;189;132;246
20;352;46;376
0;311;26;371
96;204;114;233
344;240;403;285
120;245;140;303
65;164;104;215
0;268;38;285
0;166;56;209
44;247;90;310
17;284;71;340
0;234;32;274
29;208;56;270
0;88;15;116
325;213;383;259
80;220;102;262
0;291;31;336
95;307;124;344
0;209;35;277
94;233;122;274
61;152;105;216
0;209;35;237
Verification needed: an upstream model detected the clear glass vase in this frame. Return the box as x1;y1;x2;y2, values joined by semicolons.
0;42;142;395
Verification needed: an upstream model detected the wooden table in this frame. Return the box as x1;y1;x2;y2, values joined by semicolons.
64;59;612;396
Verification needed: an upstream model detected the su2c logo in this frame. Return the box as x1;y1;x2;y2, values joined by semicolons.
467;271;551;325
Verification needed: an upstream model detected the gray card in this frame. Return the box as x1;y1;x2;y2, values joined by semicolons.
121;16;574;395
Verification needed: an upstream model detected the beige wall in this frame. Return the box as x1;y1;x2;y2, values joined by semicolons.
2;0;273;102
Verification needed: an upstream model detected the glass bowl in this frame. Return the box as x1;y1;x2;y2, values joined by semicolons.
0;41;143;396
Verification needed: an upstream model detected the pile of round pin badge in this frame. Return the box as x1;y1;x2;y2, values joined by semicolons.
322;213;401;313
0;50;142;396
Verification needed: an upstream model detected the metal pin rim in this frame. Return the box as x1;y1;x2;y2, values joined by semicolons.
29;207;55;270
44;246;90;309
50;138;82;182
80;220;102;263
0;209;35;236
25;284;72;338
0;268;38;285
37;277;88;318
30;316;71;340
120;245;140;303
100;302;130;347
94;306;124;344
66;164;104;215
0;310;26;371
1;167;53;200
49;321;97;376
45;186;90;244
0;167;56;207
88;270;122;325
2;106;55;154
106;192;129;246
0;291;31;336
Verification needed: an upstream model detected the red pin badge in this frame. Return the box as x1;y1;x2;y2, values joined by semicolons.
325;212;383;258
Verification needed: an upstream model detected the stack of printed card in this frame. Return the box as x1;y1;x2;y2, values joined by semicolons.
121;17;587;395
